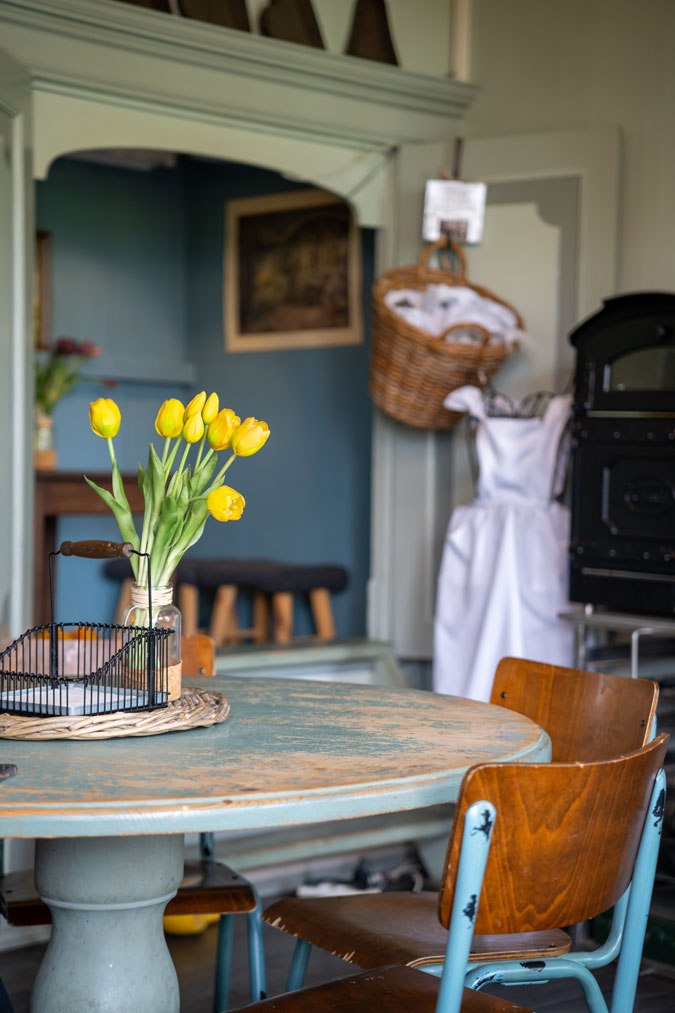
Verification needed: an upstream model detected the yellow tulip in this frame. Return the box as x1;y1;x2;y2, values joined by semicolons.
231;417;270;457
207;408;241;451
154;398;185;438
202;392;219;425
89;398;121;438
183;412;205;444
184;391;206;421
206;485;246;522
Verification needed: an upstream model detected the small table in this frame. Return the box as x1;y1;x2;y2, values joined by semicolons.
0;676;550;1012
33;470;144;625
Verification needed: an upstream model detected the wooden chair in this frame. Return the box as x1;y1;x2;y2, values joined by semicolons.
0;635;264;1013
261;660;662;1011
263;735;668;1013
227;963;534;1012
489;656;659;761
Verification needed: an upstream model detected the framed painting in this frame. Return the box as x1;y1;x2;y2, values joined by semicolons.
34;230;52;349
225;189;362;352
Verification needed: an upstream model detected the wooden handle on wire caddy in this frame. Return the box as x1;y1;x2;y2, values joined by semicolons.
59;540;135;559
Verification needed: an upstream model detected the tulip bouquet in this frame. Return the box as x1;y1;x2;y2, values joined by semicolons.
86;392;270;589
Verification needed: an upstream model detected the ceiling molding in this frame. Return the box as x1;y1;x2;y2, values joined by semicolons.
0;0;477;147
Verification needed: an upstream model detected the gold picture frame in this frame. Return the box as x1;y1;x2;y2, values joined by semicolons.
225;189;362;353
34;230;53;349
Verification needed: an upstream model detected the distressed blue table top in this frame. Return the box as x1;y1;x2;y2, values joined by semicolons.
0;676;550;838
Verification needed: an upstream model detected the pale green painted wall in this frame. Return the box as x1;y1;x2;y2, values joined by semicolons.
465;0;675;293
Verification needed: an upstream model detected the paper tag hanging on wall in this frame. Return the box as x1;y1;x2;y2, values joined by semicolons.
422;180;487;244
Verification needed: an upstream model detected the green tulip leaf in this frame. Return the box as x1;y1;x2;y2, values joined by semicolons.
84;476;140;563
111;458;131;514
194;453;217;495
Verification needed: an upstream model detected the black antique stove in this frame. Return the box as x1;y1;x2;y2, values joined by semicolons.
568;292;675;615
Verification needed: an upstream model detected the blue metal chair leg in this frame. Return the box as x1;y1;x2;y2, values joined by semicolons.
213;914;234;1013
286;938;312;992
436;800;496;1013
247;892;267;1001
610;770;665;1013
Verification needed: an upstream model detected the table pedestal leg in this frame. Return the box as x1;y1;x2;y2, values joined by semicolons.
31;835;184;1013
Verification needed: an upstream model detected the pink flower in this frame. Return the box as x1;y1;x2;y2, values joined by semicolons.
79;340;102;358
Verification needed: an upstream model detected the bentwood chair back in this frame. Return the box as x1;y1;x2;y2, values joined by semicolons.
490;656;659;761
181;632;216;677
439;734;668;1012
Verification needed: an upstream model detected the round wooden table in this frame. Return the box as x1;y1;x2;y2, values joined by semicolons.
0;676;551;1012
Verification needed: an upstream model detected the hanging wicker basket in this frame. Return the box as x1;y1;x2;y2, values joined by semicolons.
369;239;524;430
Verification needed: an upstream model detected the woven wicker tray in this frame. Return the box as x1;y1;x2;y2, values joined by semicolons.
0;687;229;740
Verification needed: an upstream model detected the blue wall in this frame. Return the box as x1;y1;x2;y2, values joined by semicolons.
36;156;373;637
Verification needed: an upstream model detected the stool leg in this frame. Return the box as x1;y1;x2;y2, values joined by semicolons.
252;592;269;644
272;592;294;643
114;578;133;625
308;588;336;640
179;583;199;637
210;585;238;647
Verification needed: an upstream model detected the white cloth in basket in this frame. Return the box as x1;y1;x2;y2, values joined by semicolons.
385;284;523;346
433;386;573;702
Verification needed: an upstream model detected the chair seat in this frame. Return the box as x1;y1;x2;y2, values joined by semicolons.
262;892;571;970
234;963;533;1011
0;860;257;927
165;860;257;916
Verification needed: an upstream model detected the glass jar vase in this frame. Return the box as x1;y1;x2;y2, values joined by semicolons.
122;584;182;701
34;413;57;470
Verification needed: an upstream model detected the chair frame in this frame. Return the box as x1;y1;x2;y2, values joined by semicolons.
284;738;667;1013
460;769;666;1013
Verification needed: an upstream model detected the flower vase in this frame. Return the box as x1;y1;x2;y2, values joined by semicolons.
121;584;182;702
34;414;57;470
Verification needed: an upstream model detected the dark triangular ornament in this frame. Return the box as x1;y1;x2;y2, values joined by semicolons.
345;0;398;65
259;0;325;49
179;0;250;32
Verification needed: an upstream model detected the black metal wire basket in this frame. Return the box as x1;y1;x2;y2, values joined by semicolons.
0;540;170;717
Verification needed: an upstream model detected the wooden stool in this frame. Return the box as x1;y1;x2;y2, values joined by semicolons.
177;559;274;646
250;562;348;643
104;558;349;647
101;558;267;646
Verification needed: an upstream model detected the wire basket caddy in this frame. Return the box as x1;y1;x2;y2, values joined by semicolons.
0;540;171;717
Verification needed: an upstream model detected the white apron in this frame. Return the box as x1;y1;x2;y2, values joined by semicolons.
433;386;574;701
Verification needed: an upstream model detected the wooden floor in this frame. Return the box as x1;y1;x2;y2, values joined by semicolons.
1;913;674;1012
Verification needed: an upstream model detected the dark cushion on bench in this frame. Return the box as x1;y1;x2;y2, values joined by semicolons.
103;557;348;593
254;563;348;593
176;558;285;589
